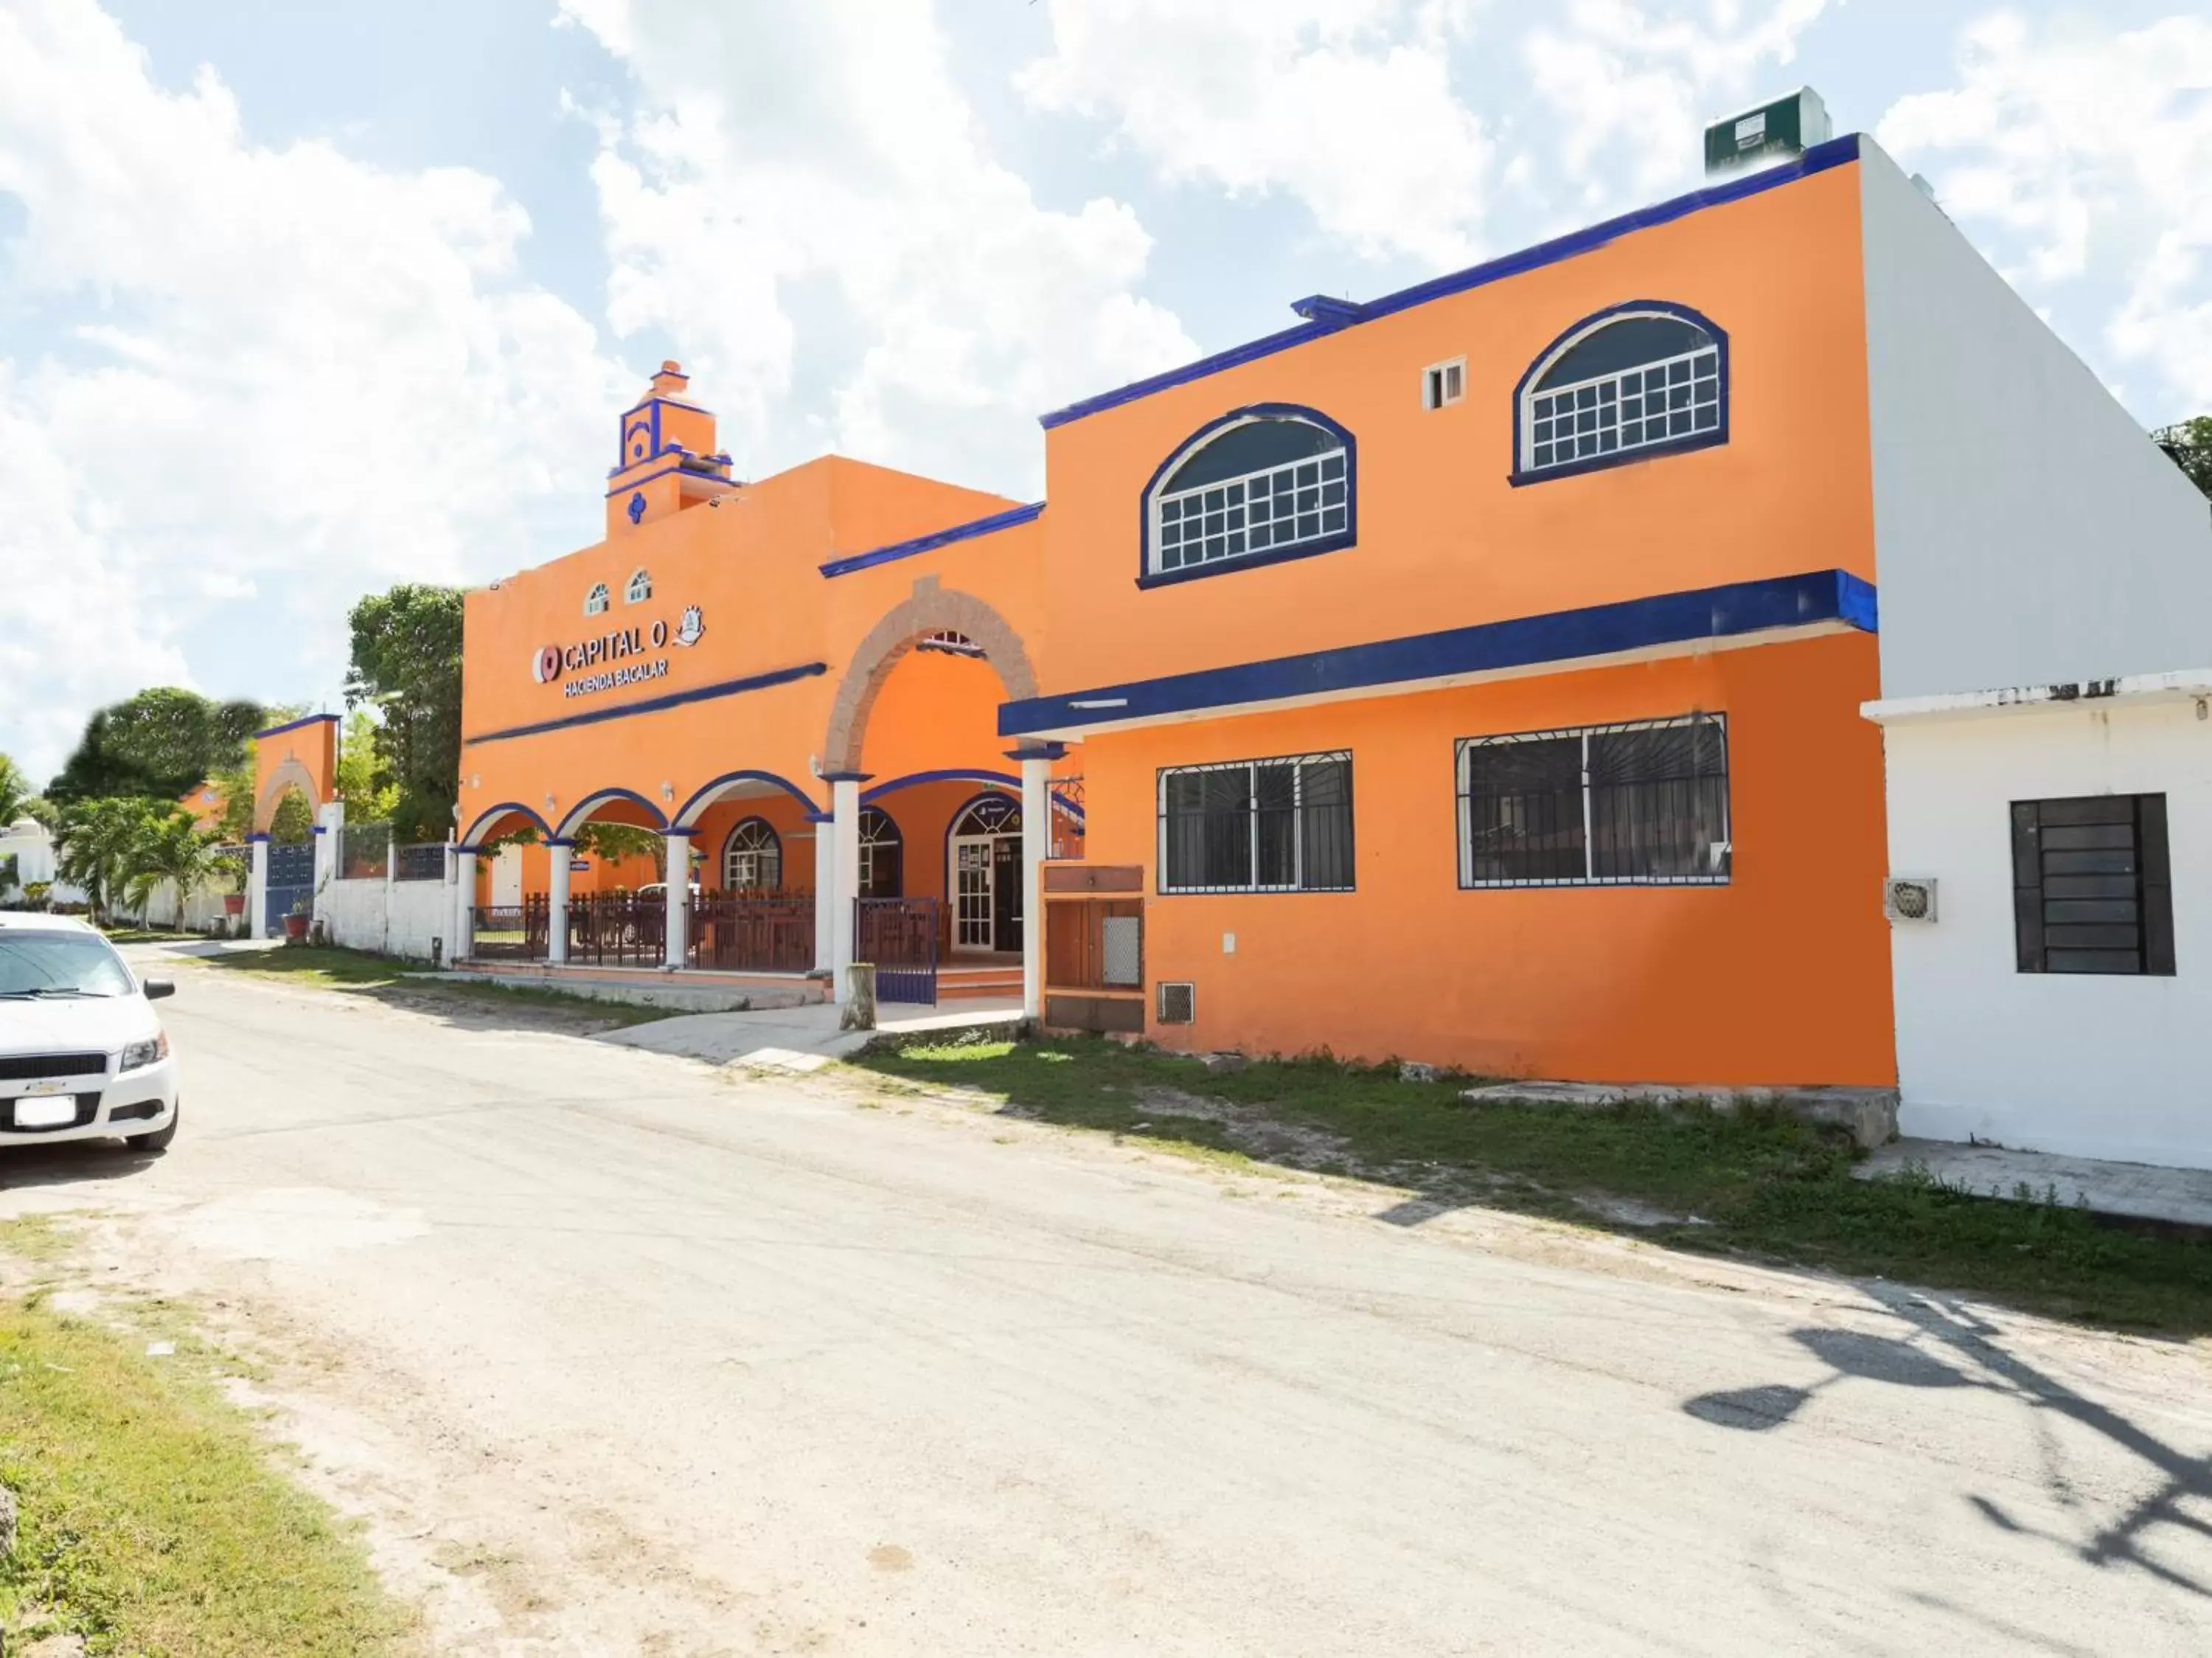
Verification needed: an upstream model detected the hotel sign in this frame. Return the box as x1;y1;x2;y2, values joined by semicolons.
533;605;704;698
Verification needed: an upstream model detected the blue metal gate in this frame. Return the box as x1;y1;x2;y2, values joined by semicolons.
855;896;939;1005
265;840;316;933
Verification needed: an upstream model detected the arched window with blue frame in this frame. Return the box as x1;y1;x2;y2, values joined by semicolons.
1141;403;1354;586
1514;302;1727;483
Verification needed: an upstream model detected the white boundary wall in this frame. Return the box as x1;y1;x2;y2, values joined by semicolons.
324;875;456;963
1879;693;2212;1170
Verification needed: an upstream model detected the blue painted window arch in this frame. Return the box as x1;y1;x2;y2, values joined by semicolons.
1512;302;1728;484
1140;403;1355;587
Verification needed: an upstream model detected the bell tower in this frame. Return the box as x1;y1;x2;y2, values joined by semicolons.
605;360;739;537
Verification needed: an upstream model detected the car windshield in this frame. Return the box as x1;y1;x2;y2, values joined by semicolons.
0;931;135;998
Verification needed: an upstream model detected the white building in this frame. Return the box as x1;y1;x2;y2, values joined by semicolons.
1858;143;2212;1169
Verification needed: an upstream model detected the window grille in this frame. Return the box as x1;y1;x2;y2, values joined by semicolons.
916;631;985;658
1458;715;1730;887
2011;794;2174;975
1522;311;1720;475
584;582;610;617
1158;752;1354;894
626;568;652;603
1150;414;1349;577
722;817;782;892
857;807;902;901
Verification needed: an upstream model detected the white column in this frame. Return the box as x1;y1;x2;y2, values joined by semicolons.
1020;754;1050;1019
663;830;691;968
453;848;477;961
830;778;861;1000
247;836;270;940
312;800;343;929
811;820;836;976
546;841;571;965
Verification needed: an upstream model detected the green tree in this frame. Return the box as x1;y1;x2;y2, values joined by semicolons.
122;811;228;918
2154;416;2212;502
268;790;316;844
345;585;464;843
334;709;400;822
480;822;673;884
48;688;267;802
0;752;29;825
54;797;164;924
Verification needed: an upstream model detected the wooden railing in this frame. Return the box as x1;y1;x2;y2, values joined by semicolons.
690;890;815;973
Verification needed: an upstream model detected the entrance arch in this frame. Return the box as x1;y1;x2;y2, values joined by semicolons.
252;757;320;836
820;578;1038;776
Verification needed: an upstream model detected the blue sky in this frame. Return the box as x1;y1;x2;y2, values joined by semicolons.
1;0;2208;785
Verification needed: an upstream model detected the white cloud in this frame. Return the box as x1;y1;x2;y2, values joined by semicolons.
0;0;627;783
560;0;1195;496
1018;0;1496;268
1878;12;2212;420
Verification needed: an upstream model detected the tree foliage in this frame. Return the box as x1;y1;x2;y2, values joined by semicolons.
345;585;464;843
335;710;400;822
123;811;229;914
2154;416;2212;502
0;753;29;826
54;797;166;923
48;689;266;802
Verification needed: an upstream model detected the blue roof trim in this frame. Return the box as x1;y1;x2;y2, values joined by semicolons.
1038;134;1863;431
464;662;828;746
999;569;1878;737
253;712;338;740
459;801;555;846
819;501;1045;578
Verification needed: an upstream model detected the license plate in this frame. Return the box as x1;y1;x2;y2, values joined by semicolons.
15;1095;78;1129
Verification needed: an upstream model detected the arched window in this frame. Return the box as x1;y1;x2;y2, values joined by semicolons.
1143;404;1354;585
1516;303;1725;481
625;568;652;603
722;817;782;891
857;807;902;900
950;794;1020;838
584;582;610;617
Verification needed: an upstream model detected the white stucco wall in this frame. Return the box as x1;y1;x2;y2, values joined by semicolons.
323;875;453;963
1859;142;2212;698
1882;696;2212;1169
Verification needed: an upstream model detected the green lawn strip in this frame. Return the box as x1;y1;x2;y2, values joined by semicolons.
100;927;201;945
192;946;672;1027
0;1293;414;1656
849;1036;2212;1336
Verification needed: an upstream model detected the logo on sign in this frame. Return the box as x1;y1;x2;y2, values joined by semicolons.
531;645;563;684
674;606;705;647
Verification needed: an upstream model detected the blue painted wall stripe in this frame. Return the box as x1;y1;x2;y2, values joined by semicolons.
465;662;827;746
819;500;1045;578
252;711;338;740
1037;136;1863;431
998;569;1877;736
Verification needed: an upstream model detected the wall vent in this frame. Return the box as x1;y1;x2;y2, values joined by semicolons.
1157;981;1196;1025
1883;876;1938;923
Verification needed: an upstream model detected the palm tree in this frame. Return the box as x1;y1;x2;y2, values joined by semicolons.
54;797;161;925
0;752;29;826
124;811;226;922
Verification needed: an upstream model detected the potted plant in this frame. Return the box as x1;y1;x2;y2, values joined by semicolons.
283;895;312;942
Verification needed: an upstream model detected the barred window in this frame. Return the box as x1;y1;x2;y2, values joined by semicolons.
1159;752;1354;894
1458;715;1730;887
722;817;782;891
2011;794;2174;976
1149;411;1352;579
1520;309;1722;477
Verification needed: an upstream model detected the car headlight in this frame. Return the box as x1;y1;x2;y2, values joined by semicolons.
119;1031;170;1072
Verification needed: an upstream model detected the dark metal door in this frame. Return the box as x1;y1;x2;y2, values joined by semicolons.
856;896;939;1004
992;838;1021;953
265;840;315;932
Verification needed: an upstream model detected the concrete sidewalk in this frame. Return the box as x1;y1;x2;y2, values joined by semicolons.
597;996;1024;1070
1857;1138;2212;1229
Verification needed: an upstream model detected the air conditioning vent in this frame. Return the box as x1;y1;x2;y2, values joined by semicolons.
1884;876;1938;923
1704;87;1832;177
1157;981;1196;1025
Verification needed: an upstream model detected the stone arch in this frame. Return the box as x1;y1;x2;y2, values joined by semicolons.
253;757;321;834
821;577;1039;776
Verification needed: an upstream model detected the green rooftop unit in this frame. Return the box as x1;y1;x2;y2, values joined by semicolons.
1704;87;1832;177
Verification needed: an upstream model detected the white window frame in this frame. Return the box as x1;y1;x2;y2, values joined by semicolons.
1456;714;1731;889
721;817;781;891
1422;355;1466;410
583;582;610;617
1519;313;1720;475
625;568;652;604
1157;751;1354;895
1150;417;1349;578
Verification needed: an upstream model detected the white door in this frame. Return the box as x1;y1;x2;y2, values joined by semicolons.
492;844;524;908
953;838;994;951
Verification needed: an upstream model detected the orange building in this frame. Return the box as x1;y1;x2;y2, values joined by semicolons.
456;131;1912;1086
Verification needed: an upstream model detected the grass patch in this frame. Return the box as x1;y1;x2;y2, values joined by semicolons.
100;926;201;945
0;1295;414;1655
852;1035;2212;1335
193;945;672;1028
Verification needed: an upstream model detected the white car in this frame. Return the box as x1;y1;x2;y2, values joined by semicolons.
0;913;180;1152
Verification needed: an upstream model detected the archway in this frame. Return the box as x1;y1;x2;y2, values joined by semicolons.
819;577;1038;777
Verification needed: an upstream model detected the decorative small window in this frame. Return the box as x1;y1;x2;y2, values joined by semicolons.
584;583;610;617
915;631;986;659
1143;405;1354;586
722;817;782;892
1515;304;1725;482
1158;752;1353;894
625;568;652;604
1422;357;1465;410
858;807;903;900
1458;715;1730;887
950;795;1021;839
2011;795;2174;975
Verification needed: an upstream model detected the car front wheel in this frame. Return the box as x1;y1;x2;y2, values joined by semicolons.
125;1100;178;1154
